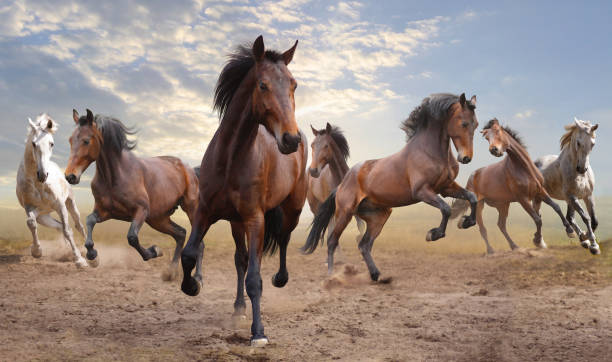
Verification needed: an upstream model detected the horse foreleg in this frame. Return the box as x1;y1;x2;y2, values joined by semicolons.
518;199;544;248
567;196;598;254
149;217;186;281
65;197;85;238
25;208;42;258
127;207;162;261
180;208;210;296
584;195;598;232
541;195;574;238
230;221;247;318
441;181;477;229
496;203;520;250
357;207;392;282
84;210;105;266
58;205;87;268
244;212;267;346
565;204;584;240
416;187;451;241
476;200;494;254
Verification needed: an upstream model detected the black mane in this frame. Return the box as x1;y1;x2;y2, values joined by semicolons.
483;118;526;148
213;44;283;119
79;115;137;153
401;93;474;141
328;126;350;161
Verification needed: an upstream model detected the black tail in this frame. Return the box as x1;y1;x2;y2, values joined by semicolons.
263;206;284;256
193;166;201;179
301;190;336;254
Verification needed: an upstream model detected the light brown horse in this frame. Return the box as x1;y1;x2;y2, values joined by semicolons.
302;93;479;281
308;123;364;247
65;110;199;279
179;36;307;347
451;118;573;254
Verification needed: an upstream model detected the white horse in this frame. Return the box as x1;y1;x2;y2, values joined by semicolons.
534;118;599;254
16;114;88;268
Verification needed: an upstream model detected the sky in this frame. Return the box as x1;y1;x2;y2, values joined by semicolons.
1;0;610;209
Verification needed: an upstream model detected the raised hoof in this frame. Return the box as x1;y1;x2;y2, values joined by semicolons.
87;257;99;268
458;215;476;229
589;244;601;255
580;240;591;249
566;229;576;238
579;233;590;242
75;258;89;269
271;272;288;288
181;276;201;296
426;228;445;242
86;248;98;261
150;245;163;258
250;336;269;347
31;245;42;258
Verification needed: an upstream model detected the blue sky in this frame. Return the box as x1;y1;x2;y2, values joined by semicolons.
0;0;610;207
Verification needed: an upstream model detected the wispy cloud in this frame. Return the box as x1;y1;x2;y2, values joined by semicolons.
514;109;535;119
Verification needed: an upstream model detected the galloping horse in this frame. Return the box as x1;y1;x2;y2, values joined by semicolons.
451;118;573;254
179;36;307;347
65;110;199;279
308;123;364;248
17;114;88;268
534;118;600;254
303;93;479;282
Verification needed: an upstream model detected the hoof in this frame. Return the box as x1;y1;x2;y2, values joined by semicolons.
161;264;179;282
580;240;591;249
377;276;393;284
533;236;547;249
485;248;495;256
31;245;42;258
271;272;288;288
150;245;163;258
458;215;476;229
87;257;99;268
250;336;269;347
579;233;590;242
566;229;576;238
86;248;98;261
75;258;88;269
181;276;201;296
589;244;601;255
426;228;445;242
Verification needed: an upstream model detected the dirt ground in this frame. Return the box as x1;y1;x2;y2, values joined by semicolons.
1;205;612;361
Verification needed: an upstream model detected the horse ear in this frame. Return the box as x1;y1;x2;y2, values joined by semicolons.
282;40;298;65
46;118;53;130
574;117;581;126
252;35;265;62
469;95;477;106
28;117;36;130
311;125;318;136
591;124;598;133
73;109;80;124
459;93;466;106
86;109;94;125
326;122;332;134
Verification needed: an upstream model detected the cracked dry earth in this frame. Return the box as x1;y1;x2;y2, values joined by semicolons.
1;232;611;361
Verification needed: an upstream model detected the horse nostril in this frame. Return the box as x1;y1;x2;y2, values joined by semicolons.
281;132;301;153
66;174;77;184
462;156;471;163
491;147;498;154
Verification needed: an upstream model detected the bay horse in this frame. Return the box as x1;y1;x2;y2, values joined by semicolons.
302;93;479;282
64;109;199;279
450;118;573;254
179;36;307;347
534;118;600;254
308;123;364;249
16;114;88;268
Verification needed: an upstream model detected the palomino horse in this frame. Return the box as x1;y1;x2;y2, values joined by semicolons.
65;110;199;279
451;118;573;254
179;36;307;347
534;118;600;254
302;93;479;282
16;114;88;268
308;123;364;248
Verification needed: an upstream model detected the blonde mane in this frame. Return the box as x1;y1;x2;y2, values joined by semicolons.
559;124;578;151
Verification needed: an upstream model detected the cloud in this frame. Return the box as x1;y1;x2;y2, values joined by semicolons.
514;109;535;119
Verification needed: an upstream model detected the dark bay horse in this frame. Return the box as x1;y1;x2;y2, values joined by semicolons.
302;93;479;281
65;110;199;279
308;123;364;247
179;36;307;347
451;118;572;254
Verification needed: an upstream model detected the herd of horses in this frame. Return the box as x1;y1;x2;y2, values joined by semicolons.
15;36;599;346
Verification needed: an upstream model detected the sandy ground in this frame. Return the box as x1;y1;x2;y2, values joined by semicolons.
1;218;612;362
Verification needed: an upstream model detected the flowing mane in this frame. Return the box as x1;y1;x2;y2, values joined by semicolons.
401;93;475;141
213;44;283;120
80;115;137;154
560;124;578;151
328;126;350;161
483;118;526;149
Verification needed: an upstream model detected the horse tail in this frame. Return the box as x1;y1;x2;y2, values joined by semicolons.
263;206;284;256
301;190;336;254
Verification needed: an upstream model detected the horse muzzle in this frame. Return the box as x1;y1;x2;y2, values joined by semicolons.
489;147;503;157
278;132;301;155
65;173;80;185
457;154;472;164
309;167;320;178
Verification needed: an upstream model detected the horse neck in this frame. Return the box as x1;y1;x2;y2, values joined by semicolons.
327;146;349;186
505;137;542;181
22;139;38;176
95;145;128;186
414;119;451;159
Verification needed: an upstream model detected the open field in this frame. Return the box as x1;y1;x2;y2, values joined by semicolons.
1;200;611;361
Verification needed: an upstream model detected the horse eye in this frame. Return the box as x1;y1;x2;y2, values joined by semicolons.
50;142;54;147
462;121;469;128
259;82;268;91
83;139;90;145
32;142;36;147
577;141;581;148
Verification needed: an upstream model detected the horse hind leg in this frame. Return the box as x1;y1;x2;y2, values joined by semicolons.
230;222;248;320
518;199;544;248
496;203;521;250
149;216;186;281
66;197;85;238
567;196;598;255
25;208;42;258
357;207;392;282
327;209;353;276
476;200;494;255
57;205;88;269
